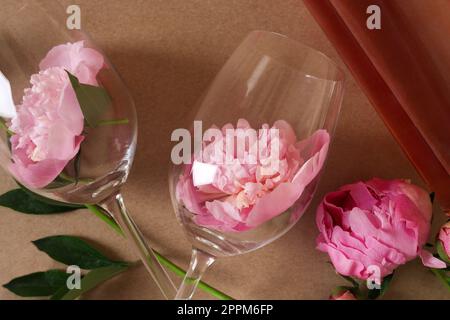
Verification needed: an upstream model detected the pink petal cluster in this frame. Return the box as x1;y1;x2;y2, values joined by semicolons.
176;119;330;232
316;178;446;280
9;41;104;188
438;222;450;261
329;289;356;300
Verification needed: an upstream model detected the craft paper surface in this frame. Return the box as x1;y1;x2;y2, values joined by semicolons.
0;0;447;299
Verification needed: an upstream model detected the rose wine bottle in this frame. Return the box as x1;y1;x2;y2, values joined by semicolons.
303;0;450;211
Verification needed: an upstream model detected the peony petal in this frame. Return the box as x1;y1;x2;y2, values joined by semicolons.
365;236;407;266
331;290;357;300
245;181;306;227
419;249;446;269
377;222;419;260
316;202;335;242
236;118;251;129
343;207;380;238
78;47;104;75
9;158;67;189
221;123;234;135
245;130;330;227
367;179;432;223
195;214;233;231
397;182;432;223
330;226;392;275
331;226;368;253
323;244;367;279
322;191;347;226
175;166;205;215
291;130;330;187
73;63;99;86
205;200;243;224
46;123;84;161
39;43;76;71
194;213;250;233
40;41;103;86
273;120;297;145
347;182;378;210
58;84;84;135
390;194;429;248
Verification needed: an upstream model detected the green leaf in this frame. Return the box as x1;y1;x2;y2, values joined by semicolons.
49;285;72;300
436;241;450;264
379;273;394;297
338;274;360;288
3;270;69;297
0;189;79;214
33;235;127;270
58;264;129;300
66;71;111;127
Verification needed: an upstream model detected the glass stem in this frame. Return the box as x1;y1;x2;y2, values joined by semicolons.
101;192;177;299
175;248;216;300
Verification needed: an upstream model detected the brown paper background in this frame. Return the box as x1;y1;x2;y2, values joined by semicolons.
0;0;448;300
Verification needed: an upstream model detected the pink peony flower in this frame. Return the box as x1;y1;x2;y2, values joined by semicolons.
437;222;450;261
176;119;330;232
8;41;104;188
316;178;446;280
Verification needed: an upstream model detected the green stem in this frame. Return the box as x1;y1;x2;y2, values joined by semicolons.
86;204;124;237
86;204;233;300
59;173;93;184
431;268;450;292
0;118;15;136
154;251;233;300
97;119;129;126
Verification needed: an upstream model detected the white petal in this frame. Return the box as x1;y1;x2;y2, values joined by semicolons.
0;71;17;118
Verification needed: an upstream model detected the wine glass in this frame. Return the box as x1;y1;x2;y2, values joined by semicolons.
0;0;176;299
169;31;345;299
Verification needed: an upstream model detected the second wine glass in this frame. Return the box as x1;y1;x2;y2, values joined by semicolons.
169;31;345;299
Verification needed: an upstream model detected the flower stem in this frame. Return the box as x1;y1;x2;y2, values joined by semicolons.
86;204;234;300
97;118;129;126
175;248;216;300
0;118;15;136
155;250;232;300
101;194;177;299
86;204;124;237
59;173;93;184
431;268;450;292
